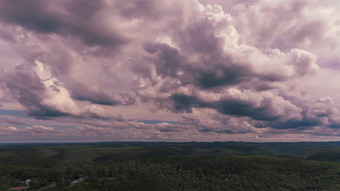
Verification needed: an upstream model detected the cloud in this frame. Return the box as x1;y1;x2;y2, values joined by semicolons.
230;0;323;49
0;126;17;135
230;0;340;70
70;82;136;106
4;60;79;117
0;0;339;142
135;2;318;127
0;0;128;47
25;125;54;133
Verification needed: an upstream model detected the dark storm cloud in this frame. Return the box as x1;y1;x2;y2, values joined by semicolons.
170;94;196;113
328;123;340;129
143;42;252;90
195;65;251;89
0;0;62;33
268;118;321;129
144;43;182;78
70;83;136;106
0;0;127;47
274;91;340;129
170;92;289;123
214;98;278;121
139;9;257;90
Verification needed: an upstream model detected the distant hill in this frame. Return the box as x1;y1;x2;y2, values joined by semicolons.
1;141;340;162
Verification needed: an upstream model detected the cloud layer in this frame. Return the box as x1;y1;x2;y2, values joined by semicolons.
0;0;340;142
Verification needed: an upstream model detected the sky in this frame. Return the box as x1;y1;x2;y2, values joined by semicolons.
1;0;340;142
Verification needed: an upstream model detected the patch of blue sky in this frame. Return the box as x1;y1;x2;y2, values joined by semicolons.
49;125;78;130
5;124;77;130
0;109;28;118
136;120;179;125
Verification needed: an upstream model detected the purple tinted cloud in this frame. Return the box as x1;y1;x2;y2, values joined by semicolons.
0;0;339;142
0;0;128;47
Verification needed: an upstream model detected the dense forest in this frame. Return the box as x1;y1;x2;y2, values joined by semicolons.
0;142;340;191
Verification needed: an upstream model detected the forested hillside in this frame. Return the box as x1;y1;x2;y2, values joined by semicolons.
0;142;340;190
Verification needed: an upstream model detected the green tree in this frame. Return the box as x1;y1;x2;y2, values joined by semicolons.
0;175;14;190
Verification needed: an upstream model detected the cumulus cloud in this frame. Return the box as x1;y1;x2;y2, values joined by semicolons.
0;126;17;135
134;2;319;127
0;0;128;47
0;0;339;141
70;82;136;106
4;59;80;117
